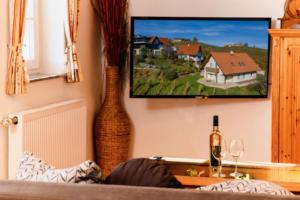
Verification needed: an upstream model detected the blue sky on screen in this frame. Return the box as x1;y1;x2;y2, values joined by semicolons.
134;19;270;49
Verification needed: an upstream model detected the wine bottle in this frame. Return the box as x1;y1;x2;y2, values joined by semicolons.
209;115;222;175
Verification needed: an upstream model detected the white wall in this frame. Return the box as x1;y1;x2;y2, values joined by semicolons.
126;0;286;162
0;0;102;178
204;57;217;81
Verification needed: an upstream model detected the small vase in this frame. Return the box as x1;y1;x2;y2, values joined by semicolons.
94;66;131;177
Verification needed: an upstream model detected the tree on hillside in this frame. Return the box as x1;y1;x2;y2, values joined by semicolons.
192;36;198;43
140;47;147;60
162;68;178;81
161;48;175;59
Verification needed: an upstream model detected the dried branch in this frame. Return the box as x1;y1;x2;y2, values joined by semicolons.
92;0;129;67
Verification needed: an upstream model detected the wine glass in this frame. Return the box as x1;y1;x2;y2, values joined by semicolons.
212;138;227;178
229;139;244;178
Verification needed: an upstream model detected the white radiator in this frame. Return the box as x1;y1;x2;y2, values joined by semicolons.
0;126;8;179
8;99;87;179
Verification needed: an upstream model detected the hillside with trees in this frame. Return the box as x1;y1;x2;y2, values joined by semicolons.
132;42;269;97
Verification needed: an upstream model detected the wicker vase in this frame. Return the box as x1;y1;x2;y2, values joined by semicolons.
94;66;130;177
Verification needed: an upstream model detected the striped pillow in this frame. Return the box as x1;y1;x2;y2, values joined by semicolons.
16;153;101;184
197;180;293;196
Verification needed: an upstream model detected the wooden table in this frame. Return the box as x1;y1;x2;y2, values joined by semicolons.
156;157;300;193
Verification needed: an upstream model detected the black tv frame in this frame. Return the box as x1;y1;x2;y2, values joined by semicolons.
130;17;271;99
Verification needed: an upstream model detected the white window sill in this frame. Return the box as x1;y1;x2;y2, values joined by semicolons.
29;73;65;82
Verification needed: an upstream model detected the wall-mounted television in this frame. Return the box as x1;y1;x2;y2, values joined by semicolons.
130;17;271;98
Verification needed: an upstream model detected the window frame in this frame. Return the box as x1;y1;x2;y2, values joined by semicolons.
23;0;39;72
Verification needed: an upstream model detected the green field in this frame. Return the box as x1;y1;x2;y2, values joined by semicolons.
133;70;264;96
133;45;268;96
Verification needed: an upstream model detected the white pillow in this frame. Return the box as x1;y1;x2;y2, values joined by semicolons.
197;180;293;196
16;153;101;184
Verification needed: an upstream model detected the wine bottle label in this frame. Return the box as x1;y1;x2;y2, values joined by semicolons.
210;145;220;167
211;134;220;146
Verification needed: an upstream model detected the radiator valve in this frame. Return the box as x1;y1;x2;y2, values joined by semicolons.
0;116;18;127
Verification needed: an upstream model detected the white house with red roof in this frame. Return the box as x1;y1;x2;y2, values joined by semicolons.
203;51;261;84
177;43;203;68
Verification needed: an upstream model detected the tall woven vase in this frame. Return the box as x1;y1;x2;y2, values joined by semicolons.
95;66;130;177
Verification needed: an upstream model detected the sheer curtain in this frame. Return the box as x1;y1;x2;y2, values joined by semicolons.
6;0;29;95
65;0;82;83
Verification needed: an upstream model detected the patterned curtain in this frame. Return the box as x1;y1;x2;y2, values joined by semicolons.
65;0;82;83
6;0;29;95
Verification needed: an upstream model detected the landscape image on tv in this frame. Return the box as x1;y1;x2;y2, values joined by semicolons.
130;17;271;98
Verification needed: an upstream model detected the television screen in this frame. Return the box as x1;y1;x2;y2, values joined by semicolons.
130;17;271;98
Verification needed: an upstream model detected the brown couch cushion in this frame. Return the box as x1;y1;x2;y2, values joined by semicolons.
104;158;182;188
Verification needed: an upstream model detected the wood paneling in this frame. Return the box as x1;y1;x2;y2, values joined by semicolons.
291;46;300;163
270;29;300;164
279;40;293;162
271;36;280;162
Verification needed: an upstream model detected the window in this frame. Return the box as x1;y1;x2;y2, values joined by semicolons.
23;0;38;70
239;61;245;67
153;49;161;56
22;0;67;81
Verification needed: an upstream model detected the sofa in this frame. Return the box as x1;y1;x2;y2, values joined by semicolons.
0;181;299;200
